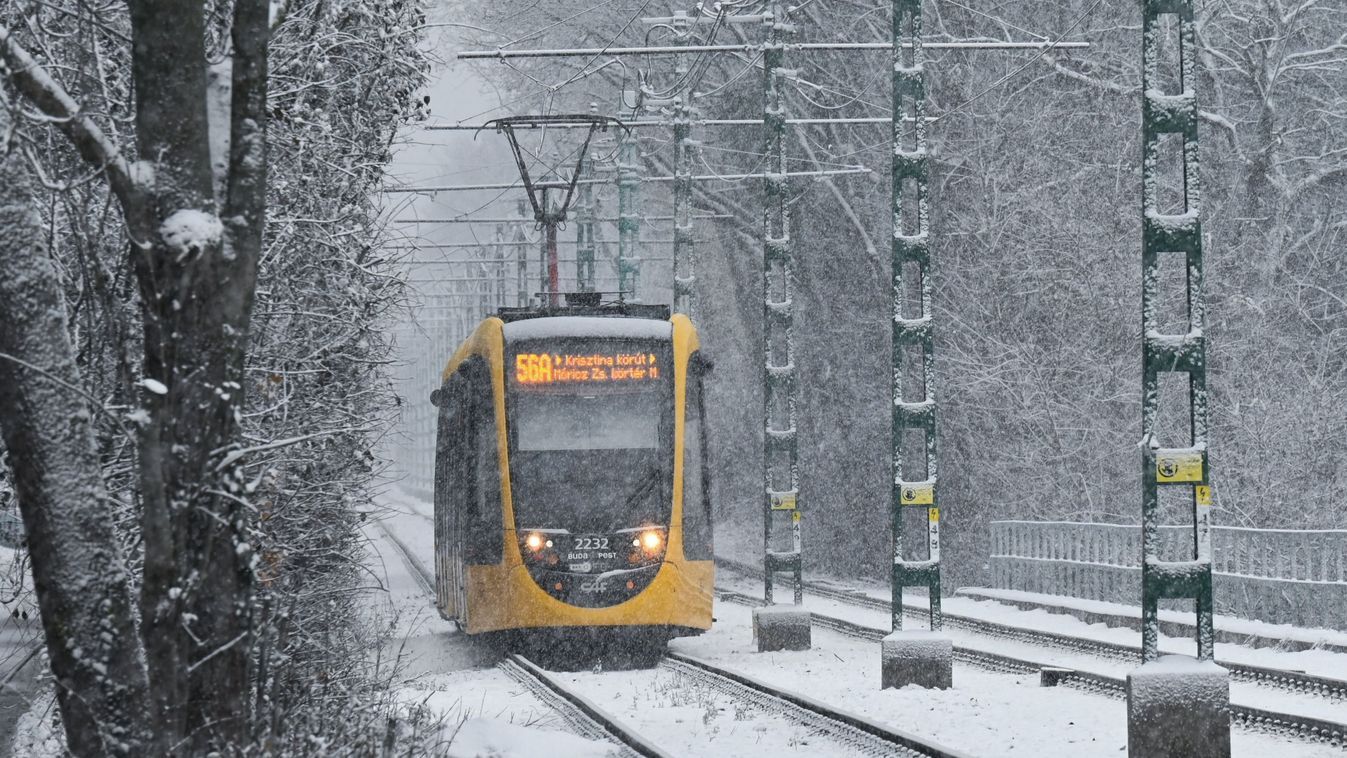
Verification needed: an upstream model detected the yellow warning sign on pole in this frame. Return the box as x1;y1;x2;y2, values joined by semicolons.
928;507;940;523
1156;451;1203;483
1195;485;1212;506
900;482;934;505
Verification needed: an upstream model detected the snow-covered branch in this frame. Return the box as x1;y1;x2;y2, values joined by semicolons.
0;26;144;224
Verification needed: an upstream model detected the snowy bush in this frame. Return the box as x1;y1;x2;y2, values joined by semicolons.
1;0;436;752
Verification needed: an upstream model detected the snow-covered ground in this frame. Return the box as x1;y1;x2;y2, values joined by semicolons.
715;572;1347;728
717;528;1347;678
365;497;580;754
555;663;879;755
960;586;1347;656
672;602;1343;757
372;489;1345;757
828;577;1347;679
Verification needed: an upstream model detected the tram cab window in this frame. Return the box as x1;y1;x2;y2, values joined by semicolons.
681;353;713;560
438;359;502;565
506;339;674;533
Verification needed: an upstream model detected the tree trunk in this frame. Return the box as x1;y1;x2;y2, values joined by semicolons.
122;0;270;748
5;0;271;746
0;108;153;758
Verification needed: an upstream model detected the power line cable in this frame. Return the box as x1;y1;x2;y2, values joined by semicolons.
697;52;763;98
453;89;550;126
499;0;628;47
935;0;1048;42
792;76;884;111
557;0;661;90
697;142;872;170
818;0;1105;163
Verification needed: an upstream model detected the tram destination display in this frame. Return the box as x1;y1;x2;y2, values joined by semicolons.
513;348;662;386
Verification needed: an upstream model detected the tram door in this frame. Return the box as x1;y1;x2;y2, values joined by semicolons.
681;353;713;560
433;370;466;620
434;358;502;626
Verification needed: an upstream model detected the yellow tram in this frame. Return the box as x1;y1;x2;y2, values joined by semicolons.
430;302;713;648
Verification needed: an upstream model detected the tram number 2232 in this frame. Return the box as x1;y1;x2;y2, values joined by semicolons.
515;353;555;384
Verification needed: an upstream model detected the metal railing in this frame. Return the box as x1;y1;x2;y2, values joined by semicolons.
989;520;1347;631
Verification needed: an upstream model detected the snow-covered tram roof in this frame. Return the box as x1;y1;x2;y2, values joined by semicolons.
502;316;672;343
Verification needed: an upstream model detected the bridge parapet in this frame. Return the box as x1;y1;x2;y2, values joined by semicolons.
989;520;1347;631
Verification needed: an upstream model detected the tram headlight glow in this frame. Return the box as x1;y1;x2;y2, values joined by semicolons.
525;532;544;551
640;530;662;552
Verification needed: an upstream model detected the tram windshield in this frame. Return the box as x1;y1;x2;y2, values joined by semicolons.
506;338;672;532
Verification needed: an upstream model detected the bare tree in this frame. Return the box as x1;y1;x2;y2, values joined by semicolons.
0;93;154;758
2;0;270;749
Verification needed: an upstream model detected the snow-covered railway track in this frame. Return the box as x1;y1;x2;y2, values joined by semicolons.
501;654;672;758
373;518;666;754
660;652;972;757
375;516;968;756
376;520;436;597
718;558;1347;702
507;651;971;757
715;588;1347;748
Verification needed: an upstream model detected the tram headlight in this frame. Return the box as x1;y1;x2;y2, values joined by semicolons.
525;532;544;552
639;529;662;553
625;527;666;565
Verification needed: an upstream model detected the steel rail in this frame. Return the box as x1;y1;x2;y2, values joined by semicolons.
663;652;975;757
714;585;1347;747
497;658;640;755
376;518;669;756
504;654;674;758
717;558;1347;702
380;509;964;754
375;521;435;598
456;40;1090;59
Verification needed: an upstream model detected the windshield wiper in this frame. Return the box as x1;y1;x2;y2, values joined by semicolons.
617;466;662;513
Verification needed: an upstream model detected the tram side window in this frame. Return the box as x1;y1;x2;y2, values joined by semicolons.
682;354;713;560
459;360;502;564
433;373;465;516
438;367;482;563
